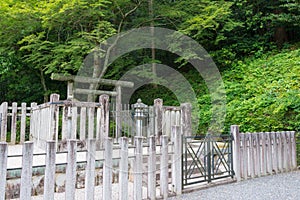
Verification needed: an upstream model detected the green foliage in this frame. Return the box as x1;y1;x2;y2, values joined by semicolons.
0;53;44;103
223;49;300;133
210;0;300;68
185;49;300;134
0;0;115;102
16;0;115;74
157;0;242;50
1;0;300;137
6;118;31;143
130;84;179;106
180;1;240;46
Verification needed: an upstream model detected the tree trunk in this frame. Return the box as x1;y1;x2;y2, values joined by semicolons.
39;69;48;102
274;26;288;49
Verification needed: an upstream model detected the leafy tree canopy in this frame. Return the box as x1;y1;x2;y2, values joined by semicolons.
1;0;300;132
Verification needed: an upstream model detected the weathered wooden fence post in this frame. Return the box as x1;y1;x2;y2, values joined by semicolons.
271;132;278;174
160;135;169;199
148;135;156;200
115;85;122;139
71;106;78;139
134;136;143;200
66;107;72;140
80;107;87;140
266;132;273;174
103;137;113;200
287;131;292;171
171;121;175;189
277;132;283;173
20;103;27;143
65;139;77;200
44;141;56;200
61;105;68;141
31;104;38;143
96;106;101;141
49;94;60;143
163;109;170;137
85;139;96;200
254;133;261;177
261;132;267;176
282;132;288;172
249;133;255;178
100;95;110;149
11;102;17;144
172;125;182;195
282;132;286;171
242;134;248;180
291;131;297;169
20;141;34;200
88;107;95;139
154;99;163;140
0;102;8;142
0;142;8;200
30;102;37;141
180;103;192;137
231;125;241;181
119;137;128;200
147;106;155;137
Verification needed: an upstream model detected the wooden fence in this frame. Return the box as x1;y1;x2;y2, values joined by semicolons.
0;126;182;200
0;94;192;148
0;120;298;198
0;102;35;144
155;99;192;139
109;98;190;143
231;125;297;181
0;94;112;147
30;94;110;150
297;133;300;166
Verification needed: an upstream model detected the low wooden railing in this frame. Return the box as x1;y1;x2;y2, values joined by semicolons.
0;127;182;200
231;125;297;181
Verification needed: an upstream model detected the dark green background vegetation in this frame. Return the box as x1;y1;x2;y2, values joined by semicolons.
1;0;300;134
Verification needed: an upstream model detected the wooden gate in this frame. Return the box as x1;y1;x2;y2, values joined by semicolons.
182;134;234;188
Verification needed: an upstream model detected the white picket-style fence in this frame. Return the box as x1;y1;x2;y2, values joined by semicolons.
30;94;110;150
155;99;191;139
0;123;298;199
231;125;297;181
0;94;192;149
0;102;35;144
0;126;182;200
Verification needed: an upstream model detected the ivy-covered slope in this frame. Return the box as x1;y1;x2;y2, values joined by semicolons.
221;49;300;133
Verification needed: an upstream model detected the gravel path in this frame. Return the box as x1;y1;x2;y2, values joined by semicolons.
169;171;300;200
11;171;300;199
